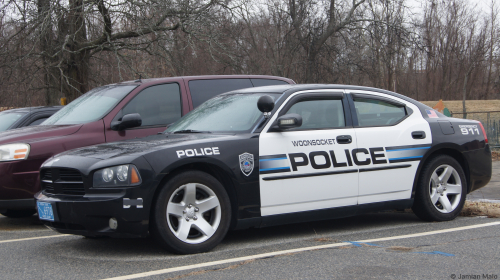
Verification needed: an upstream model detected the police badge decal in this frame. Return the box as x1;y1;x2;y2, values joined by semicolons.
239;153;254;176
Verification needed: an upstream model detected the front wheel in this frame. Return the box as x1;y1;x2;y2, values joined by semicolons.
151;171;231;254
412;155;467;221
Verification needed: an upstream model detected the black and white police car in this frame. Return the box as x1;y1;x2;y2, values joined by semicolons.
35;84;492;254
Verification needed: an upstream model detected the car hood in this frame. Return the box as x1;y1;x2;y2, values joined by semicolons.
56;133;232;160
0;124;83;145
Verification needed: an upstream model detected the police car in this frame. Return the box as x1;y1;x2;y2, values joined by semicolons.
35;84;492;254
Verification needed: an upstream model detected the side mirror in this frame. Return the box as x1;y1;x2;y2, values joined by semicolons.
275;113;302;130
111;113;142;131
257;95;275;113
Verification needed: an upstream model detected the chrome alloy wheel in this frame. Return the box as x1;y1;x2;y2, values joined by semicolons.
166;183;221;244
428;164;463;213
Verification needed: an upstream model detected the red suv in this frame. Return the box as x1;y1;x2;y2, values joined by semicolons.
0;75;294;217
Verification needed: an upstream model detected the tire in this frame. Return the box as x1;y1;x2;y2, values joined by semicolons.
1;209;36;218
151;170;231;254
412;155;467;221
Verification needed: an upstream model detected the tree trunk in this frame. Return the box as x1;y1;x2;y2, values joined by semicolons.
66;0;89;102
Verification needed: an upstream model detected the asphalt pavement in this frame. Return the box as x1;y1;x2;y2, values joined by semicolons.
0;161;498;279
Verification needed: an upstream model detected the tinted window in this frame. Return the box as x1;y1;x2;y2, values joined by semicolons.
189;79;254;108
29;118;48;126
43;85;136;125
0;111;25;131
250;79;289;87
122;83;181;127
166;93;281;133
353;98;406;126
285;99;345;130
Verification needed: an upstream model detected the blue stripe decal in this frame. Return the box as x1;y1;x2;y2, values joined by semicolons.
259;167;290;172
389;156;423;160
386;147;431;152
259;157;287;162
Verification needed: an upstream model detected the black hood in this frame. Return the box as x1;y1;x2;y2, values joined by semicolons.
56;133;232;160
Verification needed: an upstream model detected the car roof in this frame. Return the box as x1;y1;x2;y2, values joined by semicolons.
232;84;422;106
0;106;62;114
117;75;295;86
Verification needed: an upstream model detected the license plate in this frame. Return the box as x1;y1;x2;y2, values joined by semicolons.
37;201;55;221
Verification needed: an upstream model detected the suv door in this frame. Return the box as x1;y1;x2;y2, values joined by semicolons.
348;90;432;204
259;91;358;216
105;83;183;142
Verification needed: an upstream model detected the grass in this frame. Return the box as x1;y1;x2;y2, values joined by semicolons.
421;100;500;113
492;150;500;161
460;201;500;218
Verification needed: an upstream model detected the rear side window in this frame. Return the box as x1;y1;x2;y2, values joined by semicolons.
353;98;406;127
189;79;254;108
250;79;289;87
284;99;345;130
29;118;48;126
122;83;181;127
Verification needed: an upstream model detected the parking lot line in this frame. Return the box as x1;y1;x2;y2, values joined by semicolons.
101;221;500;280
0;234;70;244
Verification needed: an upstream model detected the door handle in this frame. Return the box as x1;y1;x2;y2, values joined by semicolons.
412;131;426;139
336;135;352;144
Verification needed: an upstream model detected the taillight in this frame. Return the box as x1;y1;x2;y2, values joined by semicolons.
478;122;488;143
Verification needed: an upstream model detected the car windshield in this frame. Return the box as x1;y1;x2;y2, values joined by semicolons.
42;85;137;125
166;93;281;133
0;111;25;131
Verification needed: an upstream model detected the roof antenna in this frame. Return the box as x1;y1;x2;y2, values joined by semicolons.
135;74;142;83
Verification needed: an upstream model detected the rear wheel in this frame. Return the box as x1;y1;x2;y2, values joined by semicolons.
151;171;231;254
1;209;36;218
412;155;467;221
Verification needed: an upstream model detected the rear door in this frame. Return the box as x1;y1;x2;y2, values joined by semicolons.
258;90;358;216
348;90;432;204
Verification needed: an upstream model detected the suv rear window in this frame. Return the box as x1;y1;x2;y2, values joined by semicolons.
188;78;289;108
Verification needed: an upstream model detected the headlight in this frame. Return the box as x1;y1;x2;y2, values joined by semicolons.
0;143;30;162
93;164;142;188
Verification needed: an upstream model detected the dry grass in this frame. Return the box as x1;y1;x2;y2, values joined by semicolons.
420;100;500;113
386;246;414;252
314;237;335;242
492;151;500;161
460;201;500;218
0;107;15;112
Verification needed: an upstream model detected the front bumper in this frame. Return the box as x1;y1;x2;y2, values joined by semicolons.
35;191;150;238
0;160;43;205
0;198;35;211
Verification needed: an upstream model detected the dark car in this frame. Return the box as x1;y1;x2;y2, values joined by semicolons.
0;106;61;132
35;84;491;254
0;75;294;218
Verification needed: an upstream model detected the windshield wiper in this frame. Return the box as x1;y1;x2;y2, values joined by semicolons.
173;129;211;134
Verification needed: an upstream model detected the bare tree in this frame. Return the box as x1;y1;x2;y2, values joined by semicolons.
0;0;221;104
288;0;367;83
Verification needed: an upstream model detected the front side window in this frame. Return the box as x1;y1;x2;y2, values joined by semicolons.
166;93;280;133
284;99;345;130
42;85;137;125
122;83;181;127
353;98;406;126
0;111;25;131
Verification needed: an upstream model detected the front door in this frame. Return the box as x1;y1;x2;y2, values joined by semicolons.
105;83;183;142
259;91;359;216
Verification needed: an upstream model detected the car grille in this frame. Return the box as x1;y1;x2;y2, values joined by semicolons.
41;168;85;196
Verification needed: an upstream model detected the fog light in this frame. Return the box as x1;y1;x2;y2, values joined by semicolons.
109;217;118;230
